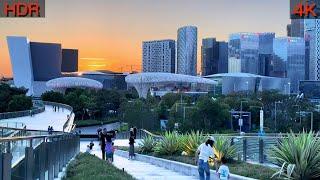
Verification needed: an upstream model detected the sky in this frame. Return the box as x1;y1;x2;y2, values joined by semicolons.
0;0;290;77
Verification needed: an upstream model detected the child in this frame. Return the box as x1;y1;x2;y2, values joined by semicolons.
85;145;91;153
89;141;94;150
105;142;113;163
218;157;230;180
129;136;135;160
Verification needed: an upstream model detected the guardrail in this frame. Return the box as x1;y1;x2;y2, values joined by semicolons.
0;126;80;180
0;101;45;120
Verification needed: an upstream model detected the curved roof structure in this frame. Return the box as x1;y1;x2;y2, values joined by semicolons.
203;72;263;78
126;73;217;98
126;72;217;85
46;77;103;90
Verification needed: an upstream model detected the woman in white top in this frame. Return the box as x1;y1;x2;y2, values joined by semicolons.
196;138;215;180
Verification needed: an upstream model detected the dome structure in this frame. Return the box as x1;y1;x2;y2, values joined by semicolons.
125;72;217;98
46;77;103;91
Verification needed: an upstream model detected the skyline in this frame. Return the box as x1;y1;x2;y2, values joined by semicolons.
0;0;289;77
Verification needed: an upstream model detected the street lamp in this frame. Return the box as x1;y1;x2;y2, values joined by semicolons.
274;101;283;132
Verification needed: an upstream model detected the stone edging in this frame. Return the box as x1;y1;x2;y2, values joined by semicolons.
115;150;257;180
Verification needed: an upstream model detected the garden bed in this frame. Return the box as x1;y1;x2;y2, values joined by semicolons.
63;153;134;180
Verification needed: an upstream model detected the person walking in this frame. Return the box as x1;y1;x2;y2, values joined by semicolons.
100;128;107;160
218;157;230;180
196;137;215;180
128;136;135;160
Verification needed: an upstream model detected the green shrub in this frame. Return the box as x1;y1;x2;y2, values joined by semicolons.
181;131;206;156
270;131;320;179
41;91;65;103
154;131;181;155
213;136;236;162
139;136;156;153
7;95;32;112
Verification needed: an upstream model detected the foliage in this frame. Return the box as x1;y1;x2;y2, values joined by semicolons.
154;132;181;155
119;99;159;130
139;136;156;153
213;136;237;162
41;91;65;103
64;153;134;180
180;131;206;156
0;83;30;113
270;131;320;180
75;118;118;127
7;95;32;112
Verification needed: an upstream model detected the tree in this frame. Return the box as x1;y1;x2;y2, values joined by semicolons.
41;91;65;103
7;95;32;112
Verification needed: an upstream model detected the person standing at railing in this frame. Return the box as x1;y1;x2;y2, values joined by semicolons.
99;128;107;160
128;136;135;160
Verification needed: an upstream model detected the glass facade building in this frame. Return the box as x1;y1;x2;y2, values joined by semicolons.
299;80;320;100
228;32;275;76
177;26;197;76
305;19;320;81
273;37;305;93
201;38;228;76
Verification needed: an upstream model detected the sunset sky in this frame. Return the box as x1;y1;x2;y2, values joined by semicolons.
0;0;289;77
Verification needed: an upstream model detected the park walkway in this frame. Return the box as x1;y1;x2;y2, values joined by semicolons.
80;141;197;180
1;105;71;131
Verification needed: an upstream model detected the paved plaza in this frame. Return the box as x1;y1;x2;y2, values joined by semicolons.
80;141;197;180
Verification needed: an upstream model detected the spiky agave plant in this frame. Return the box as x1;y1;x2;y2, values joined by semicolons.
138;135;156;154
181;131;207;156
154;131;181;155
270;131;320;180
213;136;236;162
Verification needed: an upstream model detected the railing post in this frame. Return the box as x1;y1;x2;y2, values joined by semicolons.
243;138;247;161
25;141;35;180
1;142;12;180
59;137;63;171
53;139;59;178
46;141;54;180
259;138;264;163
39;139;46;180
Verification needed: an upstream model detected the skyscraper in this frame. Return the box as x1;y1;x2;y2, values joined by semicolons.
288;19;305;38
177;26;197;76
62;49;78;72
201;38;228;76
272;37;305;93
228;32;275;75
305;19;320;81
142;40;175;73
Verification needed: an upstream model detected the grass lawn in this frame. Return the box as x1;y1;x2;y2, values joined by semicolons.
64;153;134;180
116;146;277;180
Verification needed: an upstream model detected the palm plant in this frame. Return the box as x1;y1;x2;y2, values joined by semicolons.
138;135;156;154
154;131;181;155
213;136;236;162
181;131;206;156
270;131;320;180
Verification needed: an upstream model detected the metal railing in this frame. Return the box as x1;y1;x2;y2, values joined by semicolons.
0;101;45;120
0;126;80;180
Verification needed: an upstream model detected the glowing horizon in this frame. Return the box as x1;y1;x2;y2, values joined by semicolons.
0;0;289;77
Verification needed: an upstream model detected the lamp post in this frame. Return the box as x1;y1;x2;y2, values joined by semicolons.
274;101;283;132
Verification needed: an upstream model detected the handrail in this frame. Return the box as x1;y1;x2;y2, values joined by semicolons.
0;101;45;120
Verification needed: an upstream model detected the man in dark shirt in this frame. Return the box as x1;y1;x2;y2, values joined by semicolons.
100;128;107;160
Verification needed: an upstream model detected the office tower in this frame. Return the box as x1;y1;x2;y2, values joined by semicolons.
287;24;292;36
289;19;304;38
273;37;305;93
228;32;275;75
62;49;78;72
142;40;175;73
177;26;197;76
305;19;320;80
201;38;228;76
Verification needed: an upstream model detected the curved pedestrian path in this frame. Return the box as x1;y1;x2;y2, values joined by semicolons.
0;105;72;131
80;141;197;180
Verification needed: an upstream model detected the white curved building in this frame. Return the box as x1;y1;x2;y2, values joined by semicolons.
125;72;217;98
46;77;103;92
